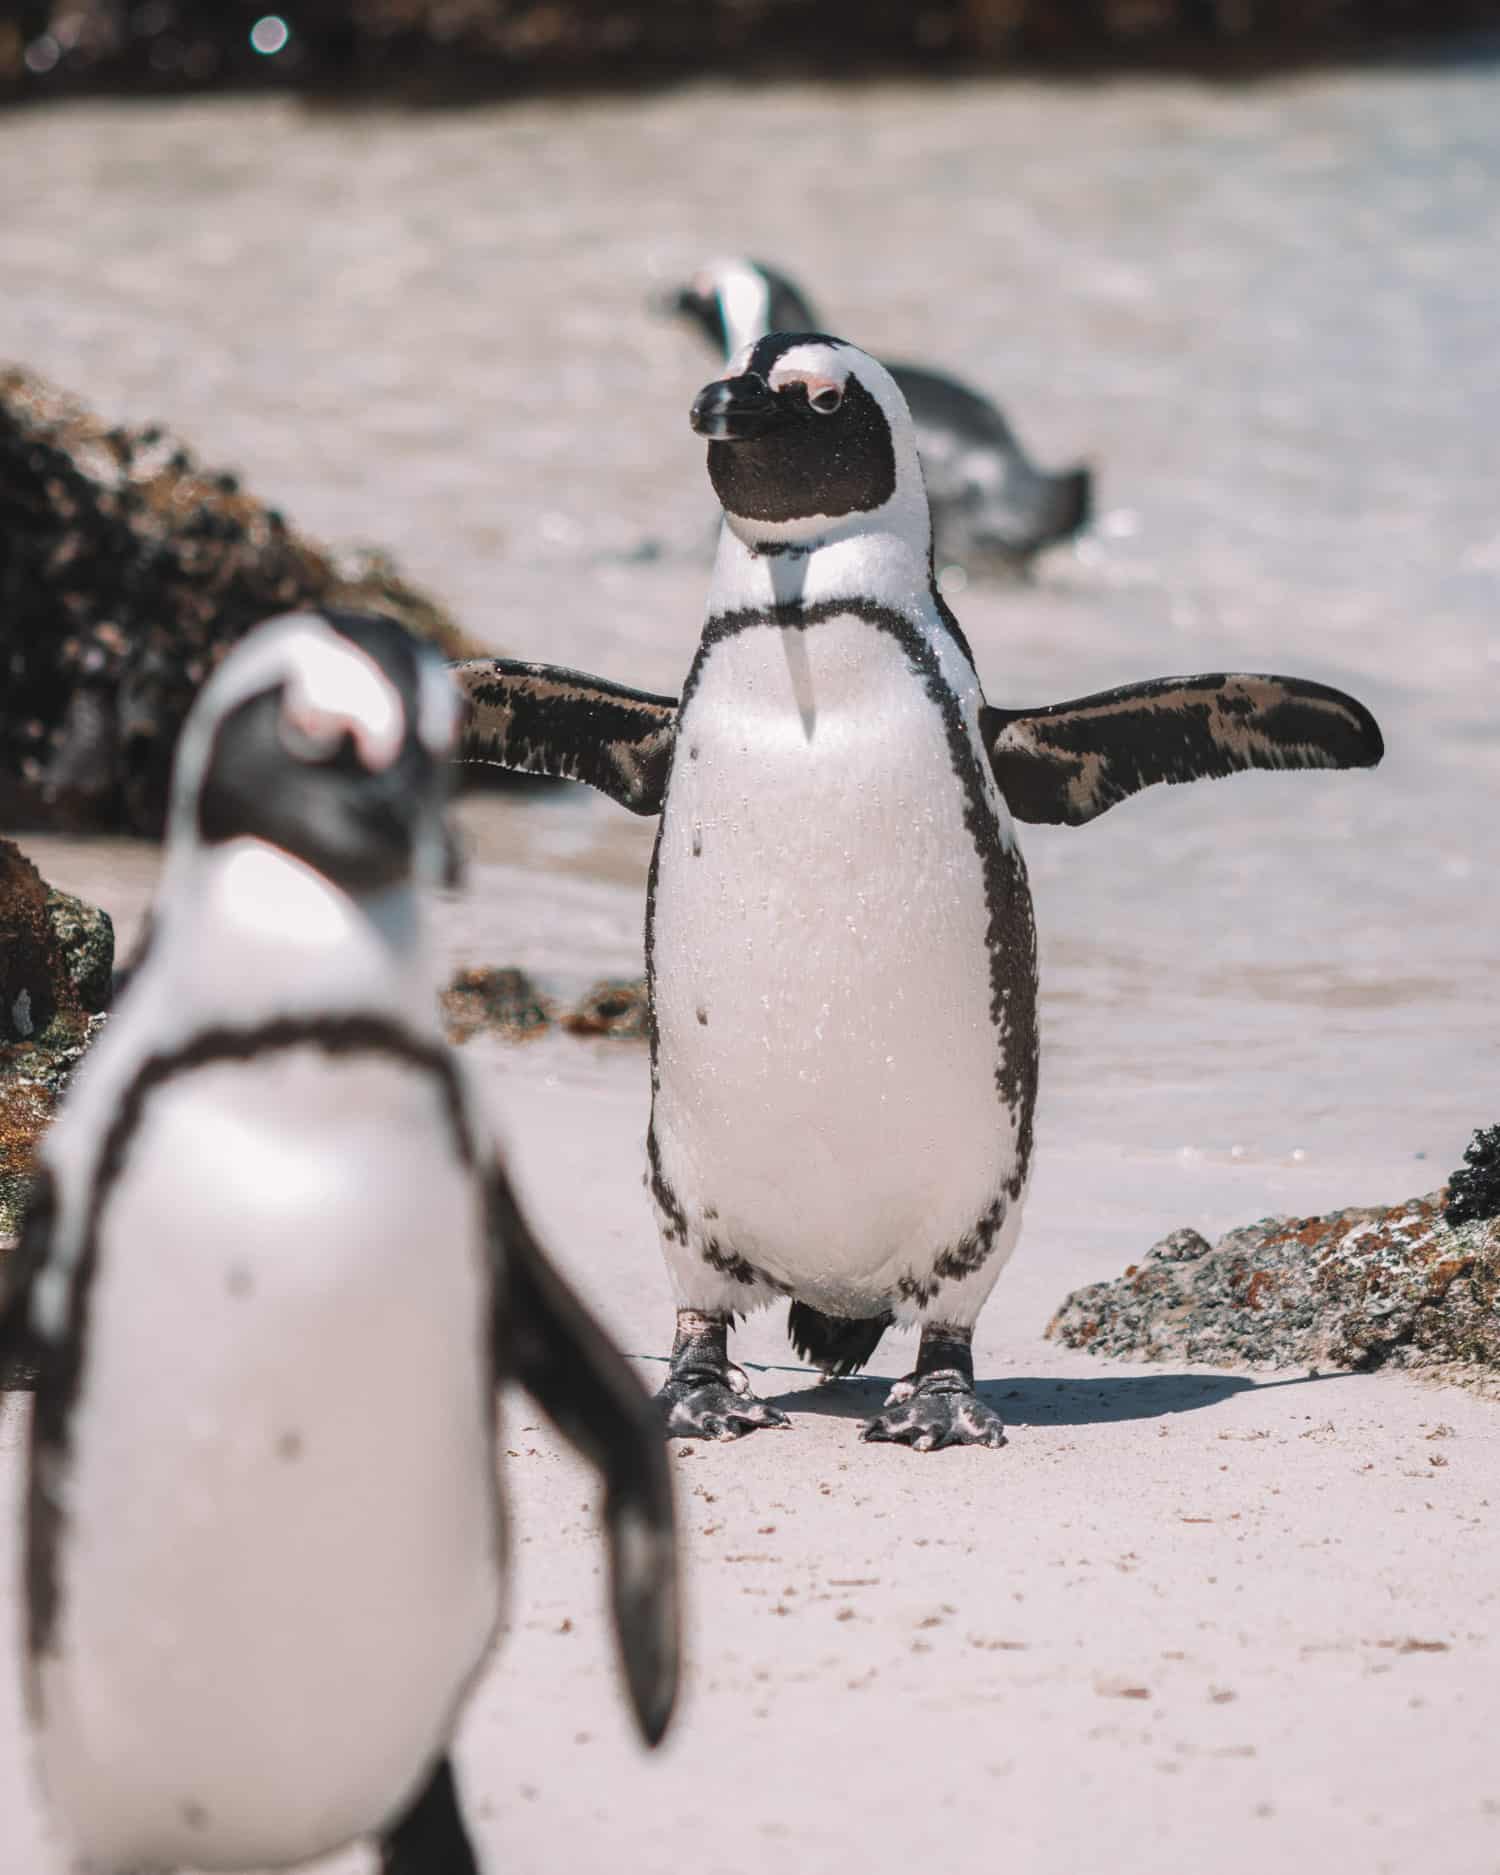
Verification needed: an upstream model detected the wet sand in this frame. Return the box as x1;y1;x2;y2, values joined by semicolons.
3;56;1500;1875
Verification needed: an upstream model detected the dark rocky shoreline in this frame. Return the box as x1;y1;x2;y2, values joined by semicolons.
0;365;479;837
4;2;1498;107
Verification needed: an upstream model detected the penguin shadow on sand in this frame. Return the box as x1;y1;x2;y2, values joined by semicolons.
748;1366;1353;1430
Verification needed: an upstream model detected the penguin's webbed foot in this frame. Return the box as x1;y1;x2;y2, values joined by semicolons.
655;1372;790;1440
655;1308;790;1441
861;1324;1005;1451
861;1371;1006;1450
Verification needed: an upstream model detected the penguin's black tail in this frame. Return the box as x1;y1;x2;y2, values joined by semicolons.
787;1303;892;1378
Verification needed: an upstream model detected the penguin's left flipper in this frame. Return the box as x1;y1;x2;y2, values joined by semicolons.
452;659;678;815
982;673;1383;828
490;1164;680;1745
0;1169;55;1390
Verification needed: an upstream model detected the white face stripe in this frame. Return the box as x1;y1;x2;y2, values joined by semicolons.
167;613;410;849
714;259;773;358
766;343;851;401
281;634;405;773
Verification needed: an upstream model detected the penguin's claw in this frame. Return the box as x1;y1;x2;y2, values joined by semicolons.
861;1373;1006;1451
655;1378;791;1441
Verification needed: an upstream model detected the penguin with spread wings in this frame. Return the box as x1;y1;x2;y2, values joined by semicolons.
456;333;1382;1452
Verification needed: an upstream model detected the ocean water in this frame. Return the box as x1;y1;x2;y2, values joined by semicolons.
6;62;1496;1185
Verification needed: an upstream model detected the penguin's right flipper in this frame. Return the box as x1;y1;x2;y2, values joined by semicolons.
982;672;1383;827
0;1169;55;1389
490;1164;680;1745
379;1756;479;1875
452;659;678;815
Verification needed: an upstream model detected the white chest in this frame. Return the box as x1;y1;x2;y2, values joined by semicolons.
649;609;1029;1304
33;1049;501;1871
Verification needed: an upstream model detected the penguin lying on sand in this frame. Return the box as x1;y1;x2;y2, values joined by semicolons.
665;257;1092;571
455;334;1383;1452
0;610;678;1872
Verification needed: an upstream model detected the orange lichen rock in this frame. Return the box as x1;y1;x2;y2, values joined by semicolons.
1049;1186;1500;1382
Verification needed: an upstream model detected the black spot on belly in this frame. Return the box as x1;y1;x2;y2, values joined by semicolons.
696;1005;709;1025
275;1430;304;1462
896;1196;1011;1306
702;1238;759;1284
692;825;703;857
181;1800;210;1830
226;1264;253;1298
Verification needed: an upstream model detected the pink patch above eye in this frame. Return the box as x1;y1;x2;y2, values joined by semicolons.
769;369;844;402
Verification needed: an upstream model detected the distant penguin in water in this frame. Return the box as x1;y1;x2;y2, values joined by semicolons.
1;609;678;1872
665;256;1093;572
455;335;1383;1450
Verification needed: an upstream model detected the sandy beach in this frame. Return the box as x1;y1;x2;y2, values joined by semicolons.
3;54;1499;1875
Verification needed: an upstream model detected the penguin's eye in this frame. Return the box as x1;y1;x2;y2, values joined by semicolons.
809;387;843;415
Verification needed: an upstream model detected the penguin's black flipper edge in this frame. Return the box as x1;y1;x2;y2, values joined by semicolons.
982;673;1384;828
0;1168;55;1390
452;658;678;815
489;1163;680;1745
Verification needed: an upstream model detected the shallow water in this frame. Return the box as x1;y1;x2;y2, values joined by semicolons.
2;59;1499;1875
6;62;1497;1178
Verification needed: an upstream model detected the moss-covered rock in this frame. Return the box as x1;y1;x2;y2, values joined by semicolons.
442;966;552;1044
1048;1184;1500;1384
0;365;479;836
0;839;113;1242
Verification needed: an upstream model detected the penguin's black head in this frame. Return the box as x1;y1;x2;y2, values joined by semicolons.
185;609;462;898
692;334;913;535
663;258;820;361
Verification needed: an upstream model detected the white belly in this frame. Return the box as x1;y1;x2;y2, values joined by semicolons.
651;609;1026;1311
33;1051;501;1871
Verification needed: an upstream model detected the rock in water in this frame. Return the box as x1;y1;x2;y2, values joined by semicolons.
561;979;650;1040
1048;1188;1500;1383
1444;1126;1500;1228
442;966;552;1044
0;366;477;835
0;839;113;1246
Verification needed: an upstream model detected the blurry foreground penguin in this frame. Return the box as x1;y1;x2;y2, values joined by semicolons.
666;257;1092;571
455;336;1383;1451
0;610;678;1872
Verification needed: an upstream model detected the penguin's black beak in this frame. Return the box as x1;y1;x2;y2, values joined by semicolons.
690;372;786;442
